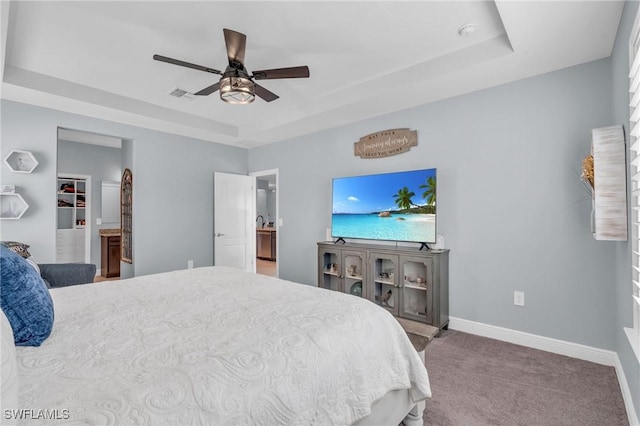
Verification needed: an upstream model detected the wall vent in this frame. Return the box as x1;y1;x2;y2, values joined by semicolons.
167;88;196;100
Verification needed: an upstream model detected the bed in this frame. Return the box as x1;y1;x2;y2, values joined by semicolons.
1;265;431;425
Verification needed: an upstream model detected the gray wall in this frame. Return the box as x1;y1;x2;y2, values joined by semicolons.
2;101;58;262
611;0;640;418
57;140;121;268
130;127;247;276
1;100;248;276
249;58;617;352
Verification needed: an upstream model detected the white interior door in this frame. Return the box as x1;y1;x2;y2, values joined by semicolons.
214;172;255;272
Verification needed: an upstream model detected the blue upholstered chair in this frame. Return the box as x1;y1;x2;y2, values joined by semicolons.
39;263;96;288
1;241;96;288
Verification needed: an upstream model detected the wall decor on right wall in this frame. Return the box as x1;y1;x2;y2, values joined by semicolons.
589;125;627;241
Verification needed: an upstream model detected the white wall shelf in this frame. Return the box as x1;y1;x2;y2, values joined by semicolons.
4;150;39;173
0;193;29;219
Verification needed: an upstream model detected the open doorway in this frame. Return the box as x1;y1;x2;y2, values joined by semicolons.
56;128;123;279
250;169;278;277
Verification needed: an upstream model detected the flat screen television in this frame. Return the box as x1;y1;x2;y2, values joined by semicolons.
331;168;436;244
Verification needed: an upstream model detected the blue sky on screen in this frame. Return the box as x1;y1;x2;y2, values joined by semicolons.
333;168;436;214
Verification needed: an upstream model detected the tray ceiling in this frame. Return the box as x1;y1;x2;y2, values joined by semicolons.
0;1;625;148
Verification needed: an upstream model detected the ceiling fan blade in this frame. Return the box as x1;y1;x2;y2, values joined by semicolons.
254;84;279;102
223;28;247;68
193;82;220;96
153;54;222;75
252;66;310;80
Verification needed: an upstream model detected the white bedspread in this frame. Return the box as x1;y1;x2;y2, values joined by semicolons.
15;266;431;425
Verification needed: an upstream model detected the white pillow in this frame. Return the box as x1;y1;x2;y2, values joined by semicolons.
1;308;19;424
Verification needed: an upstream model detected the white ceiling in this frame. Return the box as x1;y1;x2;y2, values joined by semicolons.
0;1;625;149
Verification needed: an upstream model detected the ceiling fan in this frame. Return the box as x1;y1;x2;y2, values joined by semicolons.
153;28;310;104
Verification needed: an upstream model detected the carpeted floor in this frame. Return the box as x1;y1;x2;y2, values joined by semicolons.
423;330;628;425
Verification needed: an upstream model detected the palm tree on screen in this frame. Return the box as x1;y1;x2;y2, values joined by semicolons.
420;176;436;206
393;187;416;210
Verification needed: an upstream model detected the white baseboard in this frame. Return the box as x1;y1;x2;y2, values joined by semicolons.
449;316;616;365
95;268;101;277
449;316;639;425
614;354;640;426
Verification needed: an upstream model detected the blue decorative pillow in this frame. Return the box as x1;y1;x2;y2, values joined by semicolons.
0;246;54;346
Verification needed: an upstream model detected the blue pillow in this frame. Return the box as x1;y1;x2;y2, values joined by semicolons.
0;245;54;346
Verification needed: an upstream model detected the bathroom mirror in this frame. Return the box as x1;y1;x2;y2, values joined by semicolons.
101;180;120;224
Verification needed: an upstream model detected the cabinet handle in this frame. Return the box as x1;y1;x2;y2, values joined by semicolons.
215;233;225;237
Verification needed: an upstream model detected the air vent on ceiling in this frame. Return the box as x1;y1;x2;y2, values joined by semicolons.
167;87;196;100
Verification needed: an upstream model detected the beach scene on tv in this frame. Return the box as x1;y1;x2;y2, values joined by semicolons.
332;168;436;243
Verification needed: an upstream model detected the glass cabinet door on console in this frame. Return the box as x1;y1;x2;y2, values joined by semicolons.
318;247;342;292
341;250;367;299
369;252;399;316
400;255;433;323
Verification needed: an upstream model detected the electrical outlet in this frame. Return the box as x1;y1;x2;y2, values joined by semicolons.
187;260;194;269
514;291;525;307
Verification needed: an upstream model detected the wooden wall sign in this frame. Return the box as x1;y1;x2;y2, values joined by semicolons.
354;128;418;159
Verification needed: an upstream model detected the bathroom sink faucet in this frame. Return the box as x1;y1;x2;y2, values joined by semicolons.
256;215;265;228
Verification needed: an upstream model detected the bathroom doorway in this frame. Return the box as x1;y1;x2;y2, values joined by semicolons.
250;169;278;277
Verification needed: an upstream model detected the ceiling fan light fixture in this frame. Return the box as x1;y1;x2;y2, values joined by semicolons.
154;28;309;103
219;76;255;104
